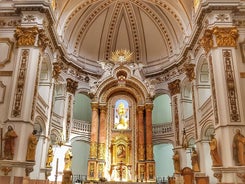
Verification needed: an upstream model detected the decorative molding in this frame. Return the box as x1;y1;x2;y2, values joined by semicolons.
0;38;14;68
0;81;6;104
223;50;241;122
12;49;29;117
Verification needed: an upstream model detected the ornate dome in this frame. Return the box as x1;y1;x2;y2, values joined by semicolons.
54;0;193;76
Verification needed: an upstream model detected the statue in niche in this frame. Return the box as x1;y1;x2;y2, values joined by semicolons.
209;134;222;166
114;101;129;129
3;125;18;160
46;145;54;168
172;151;180;173
64;149;73;171
233;129;245;165
191;147;200;172
26;130;38;161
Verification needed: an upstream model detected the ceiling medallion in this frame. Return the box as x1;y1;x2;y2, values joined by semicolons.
109;49;133;64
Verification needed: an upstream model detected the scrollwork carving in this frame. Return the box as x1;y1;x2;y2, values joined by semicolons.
184;63;195;82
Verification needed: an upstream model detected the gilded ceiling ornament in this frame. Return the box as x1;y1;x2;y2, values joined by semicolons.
213;27;238;47
14;26;39;47
168;79;181;96
184;63;196;82
110;49;133;64
200;29;214;53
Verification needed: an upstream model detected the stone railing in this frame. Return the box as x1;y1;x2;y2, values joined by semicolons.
152;122;174;144
72;119;91;132
153;122;173;135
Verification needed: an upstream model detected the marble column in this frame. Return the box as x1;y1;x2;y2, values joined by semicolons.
145;104;153;161
89;102;99;159
137;106;145;161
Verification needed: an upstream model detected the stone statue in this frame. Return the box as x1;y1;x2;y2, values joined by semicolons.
233;129;245;165
46;145;54;168
191;147;200;172
172;151;180;173
26;130;38;161
209;134;222;166
3;126;18;160
64;149;73;171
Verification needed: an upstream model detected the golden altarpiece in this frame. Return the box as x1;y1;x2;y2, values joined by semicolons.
87;51;155;182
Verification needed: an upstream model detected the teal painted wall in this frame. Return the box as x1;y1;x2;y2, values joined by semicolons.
153;94;172;124
73;94;92;121
154;144;174;180
71;141;90;176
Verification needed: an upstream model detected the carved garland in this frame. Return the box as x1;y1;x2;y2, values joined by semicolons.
168;79;180;96
223;50;241;122
12;49;29;117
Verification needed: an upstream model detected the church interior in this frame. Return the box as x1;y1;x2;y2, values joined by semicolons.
0;0;245;184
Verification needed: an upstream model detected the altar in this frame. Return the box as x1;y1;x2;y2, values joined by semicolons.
86;61;156;182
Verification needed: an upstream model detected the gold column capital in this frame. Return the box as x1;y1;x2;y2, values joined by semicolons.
14;26;39;47
213;27;238;47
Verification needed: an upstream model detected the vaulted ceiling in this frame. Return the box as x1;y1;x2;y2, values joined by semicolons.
53;0;193;76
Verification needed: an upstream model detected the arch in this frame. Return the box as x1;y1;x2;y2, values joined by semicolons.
34;116;46;136
195;55;211;108
96;66;150;105
200;121;215;141
180;77;193;119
